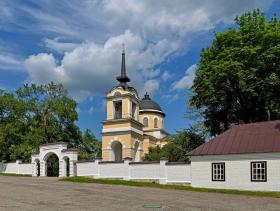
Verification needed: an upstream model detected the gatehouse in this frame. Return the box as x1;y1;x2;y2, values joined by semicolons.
31;142;78;177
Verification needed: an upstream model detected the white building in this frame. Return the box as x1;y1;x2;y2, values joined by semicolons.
190;120;280;191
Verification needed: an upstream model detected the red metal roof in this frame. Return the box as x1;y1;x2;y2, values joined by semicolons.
190;120;280;156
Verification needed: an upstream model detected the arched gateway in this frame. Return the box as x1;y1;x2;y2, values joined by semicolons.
31;142;78;177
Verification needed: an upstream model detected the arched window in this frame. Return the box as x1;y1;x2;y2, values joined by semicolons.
143;117;148;127
154;118;158;128
113;92;122;119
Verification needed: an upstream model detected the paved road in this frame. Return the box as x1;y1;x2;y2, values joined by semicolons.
0;176;279;211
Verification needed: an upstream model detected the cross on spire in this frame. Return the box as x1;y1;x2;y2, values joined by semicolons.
117;44;130;85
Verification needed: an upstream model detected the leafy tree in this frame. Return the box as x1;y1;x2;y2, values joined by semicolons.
190;9;280;135
78;129;101;160
144;128;205;162
143;146;168;161
16;83;80;146
0;91;27;161
164;128;205;162
0;83;100;162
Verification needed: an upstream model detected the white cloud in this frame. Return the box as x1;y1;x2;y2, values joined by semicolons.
1;1;273;41
162;71;172;81
171;64;198;91
0;51;23;71
25;53;65;83
143;80;160;96
19;0;273;100
44;38;80;53
25;30;171;100
162;93;180;103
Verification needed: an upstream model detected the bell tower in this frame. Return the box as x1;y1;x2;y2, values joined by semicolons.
101;47;143;161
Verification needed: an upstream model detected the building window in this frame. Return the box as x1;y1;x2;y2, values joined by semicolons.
132;102;136;120
143;117;148;127
251;161;267;182
154;118;158;128
114;101;122;119
212;163;225;181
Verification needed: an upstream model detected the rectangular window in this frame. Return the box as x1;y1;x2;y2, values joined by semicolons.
212;163;225;181
251;161;267;182
132;102;136;120
114;101;122;119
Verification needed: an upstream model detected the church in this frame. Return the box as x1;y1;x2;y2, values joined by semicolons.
101;49;170;161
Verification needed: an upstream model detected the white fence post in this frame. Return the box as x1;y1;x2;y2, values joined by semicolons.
159;157;168;184
94;158;101;178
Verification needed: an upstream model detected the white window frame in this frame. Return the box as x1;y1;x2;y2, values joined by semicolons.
251;161;267;182
212;162;225;181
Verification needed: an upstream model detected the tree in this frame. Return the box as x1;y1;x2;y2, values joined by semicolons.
0;83;100;162
0;91;27;161
16;83;80;146
164;128;205;162
190;9;280;135
78;129;101;160
144;128;205;162
143;146;168;161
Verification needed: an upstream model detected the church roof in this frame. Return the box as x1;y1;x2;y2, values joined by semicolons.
139;93;165;116
190;120;280;156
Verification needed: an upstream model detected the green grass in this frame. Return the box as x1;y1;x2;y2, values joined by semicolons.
0;173;32;177
60;176;280;198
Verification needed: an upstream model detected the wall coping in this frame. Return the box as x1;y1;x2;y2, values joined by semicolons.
76;160;96;163
129;161;160;165
166;162;190;165
99;161;124;164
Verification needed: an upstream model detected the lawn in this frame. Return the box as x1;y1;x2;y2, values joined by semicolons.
0;173;32;177
60;176;280;198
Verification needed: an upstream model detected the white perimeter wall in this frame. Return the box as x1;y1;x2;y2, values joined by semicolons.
76;159;191;184
0;159;191;184
76;161;99;177
167;164;191;183
130;163;161;180
191;153;280;191
0;161;32;175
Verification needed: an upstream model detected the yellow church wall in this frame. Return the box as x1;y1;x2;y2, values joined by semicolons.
139;112;164;130
106;99;113;120
102;131;143;161
102;119;143;130
143;130;157;137
103;121;131;129
122;97;130;118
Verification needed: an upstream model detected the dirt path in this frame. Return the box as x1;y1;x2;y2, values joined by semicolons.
0;176;279;211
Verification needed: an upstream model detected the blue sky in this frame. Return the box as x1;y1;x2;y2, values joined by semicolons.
0;0;279;139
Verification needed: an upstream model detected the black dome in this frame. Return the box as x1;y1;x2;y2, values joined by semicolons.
140;93;165;116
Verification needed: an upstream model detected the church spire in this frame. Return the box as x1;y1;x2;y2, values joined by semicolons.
117;44;130;85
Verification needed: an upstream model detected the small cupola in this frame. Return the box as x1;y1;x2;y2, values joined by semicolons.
139;92;165;117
